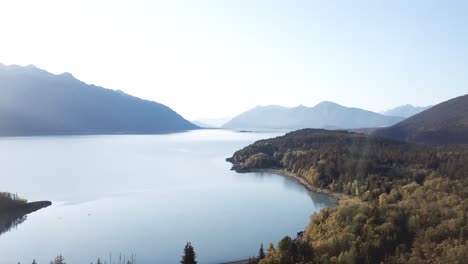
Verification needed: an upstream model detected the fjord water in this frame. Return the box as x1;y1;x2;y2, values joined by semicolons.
0;130;334;264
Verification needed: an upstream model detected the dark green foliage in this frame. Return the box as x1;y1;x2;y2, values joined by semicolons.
258;243;266;260
180;242;197;264
0;192;27;212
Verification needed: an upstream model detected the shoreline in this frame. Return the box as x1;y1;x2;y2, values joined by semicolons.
239;168;347;205
1;200;52;216
218;167;347;264
219;260;250;264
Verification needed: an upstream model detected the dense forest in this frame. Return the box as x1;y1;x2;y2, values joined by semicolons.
228;129;468;264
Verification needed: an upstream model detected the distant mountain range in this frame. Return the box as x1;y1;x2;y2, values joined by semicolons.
374;94;468;144
192;116;232;128
223;102;404;130
381;104;432;118
0;64;198;136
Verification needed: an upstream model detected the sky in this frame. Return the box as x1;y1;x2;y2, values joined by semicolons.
0;0;467;120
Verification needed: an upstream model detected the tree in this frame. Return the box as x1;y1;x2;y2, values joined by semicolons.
50;255;65;264
258;243;266;260
32;260;37;264
180;242;197;264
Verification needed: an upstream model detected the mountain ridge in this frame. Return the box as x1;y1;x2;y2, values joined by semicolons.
0;64;198;136
382;104;432;118
223;102;404;130
374;94;468;144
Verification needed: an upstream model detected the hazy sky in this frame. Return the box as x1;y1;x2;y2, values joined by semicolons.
1;0;467;120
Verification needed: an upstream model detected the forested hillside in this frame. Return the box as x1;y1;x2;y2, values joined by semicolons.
228;129;468;263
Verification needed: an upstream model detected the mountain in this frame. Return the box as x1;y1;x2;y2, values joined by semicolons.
0;64;198;136
192;116;232;128
374;94;468;144
192;121;213;128
382;104;432;118
223;102;404;130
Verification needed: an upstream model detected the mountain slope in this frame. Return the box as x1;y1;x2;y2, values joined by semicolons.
382;104;432;118
0;64;198;136
223;102;404;130
374;94;468;144
192;116;232;128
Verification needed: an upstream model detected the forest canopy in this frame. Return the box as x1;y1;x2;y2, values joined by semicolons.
229;129;468;264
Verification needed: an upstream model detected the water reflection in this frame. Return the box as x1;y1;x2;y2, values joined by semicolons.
0;211;27;236
247;171;336;209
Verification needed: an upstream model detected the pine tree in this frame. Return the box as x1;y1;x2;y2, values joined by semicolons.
258;243;265;260
180;242;198;264
32;260;37;264
50;255;65;264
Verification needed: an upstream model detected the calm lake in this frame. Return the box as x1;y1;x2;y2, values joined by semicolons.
0;129;335;264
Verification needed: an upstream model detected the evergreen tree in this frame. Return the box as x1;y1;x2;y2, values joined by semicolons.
180;242;197;264
32;260;37;264
49;255;65;264
258;244;265;260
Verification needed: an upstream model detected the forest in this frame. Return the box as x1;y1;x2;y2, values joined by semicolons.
229;129;468;263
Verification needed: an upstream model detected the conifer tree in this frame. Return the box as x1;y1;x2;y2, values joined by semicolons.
258;243;265;260
49;255;65;264
180;242;197;264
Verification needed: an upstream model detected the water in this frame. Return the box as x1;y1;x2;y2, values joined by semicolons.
0;129;335;264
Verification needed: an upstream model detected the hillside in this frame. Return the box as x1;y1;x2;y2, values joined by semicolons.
228;129;468;264
375;94;468;144
0;64;198;136
223;102;403;130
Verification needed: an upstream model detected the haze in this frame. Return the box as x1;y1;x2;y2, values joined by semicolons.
0;0;467;120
